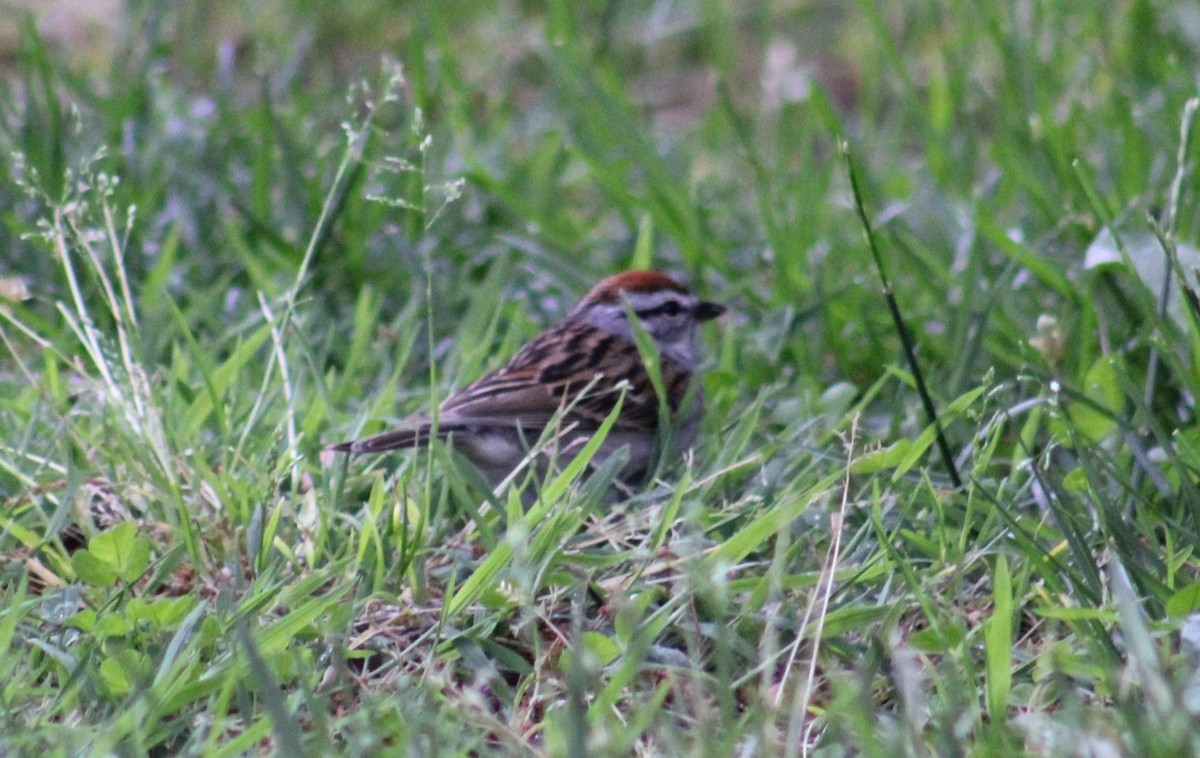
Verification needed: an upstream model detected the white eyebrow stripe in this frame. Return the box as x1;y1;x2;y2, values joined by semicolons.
623;290;693;310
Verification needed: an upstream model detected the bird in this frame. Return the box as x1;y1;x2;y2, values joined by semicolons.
329;270;725;491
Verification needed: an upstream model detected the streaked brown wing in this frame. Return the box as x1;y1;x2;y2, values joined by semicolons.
441;319;691;431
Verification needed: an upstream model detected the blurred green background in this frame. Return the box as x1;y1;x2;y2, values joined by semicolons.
4;1;1200;754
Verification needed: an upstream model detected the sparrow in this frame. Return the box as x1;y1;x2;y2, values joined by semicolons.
330;270;725;489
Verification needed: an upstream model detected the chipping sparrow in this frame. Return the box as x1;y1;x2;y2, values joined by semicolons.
330;270;725;489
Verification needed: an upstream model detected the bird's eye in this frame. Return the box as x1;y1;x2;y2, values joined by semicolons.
661;300;683;316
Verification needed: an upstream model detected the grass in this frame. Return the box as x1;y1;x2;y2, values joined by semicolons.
2;0;1200;754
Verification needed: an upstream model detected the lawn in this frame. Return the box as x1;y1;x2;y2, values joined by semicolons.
2;1;1200;755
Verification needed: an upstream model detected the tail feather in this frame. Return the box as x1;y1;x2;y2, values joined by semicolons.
328;425;442;454
330;419;553;456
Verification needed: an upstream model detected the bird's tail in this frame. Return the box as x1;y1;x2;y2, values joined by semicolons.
327;425;443;454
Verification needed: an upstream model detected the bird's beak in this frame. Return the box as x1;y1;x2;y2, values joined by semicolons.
694;300;726;321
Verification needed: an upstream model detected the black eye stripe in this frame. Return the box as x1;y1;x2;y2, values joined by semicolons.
634;300;685;319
